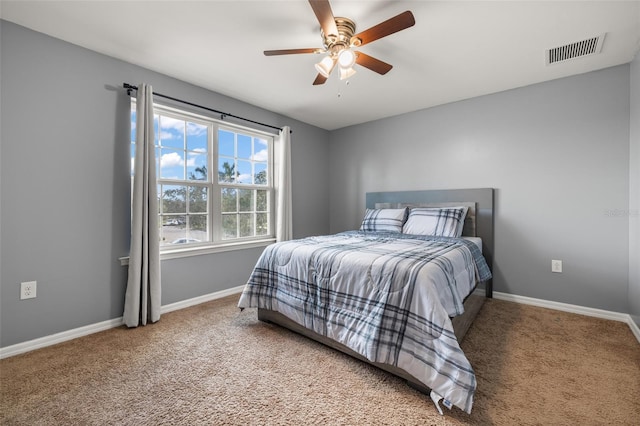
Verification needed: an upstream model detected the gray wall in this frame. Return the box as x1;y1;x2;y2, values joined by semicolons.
329;65;631;314
0;21;330;348
630;51;640;328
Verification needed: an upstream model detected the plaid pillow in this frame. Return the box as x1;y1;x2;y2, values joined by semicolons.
402;207;468;238
359;208;408;233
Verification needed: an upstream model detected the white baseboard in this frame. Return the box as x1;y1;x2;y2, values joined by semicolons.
160;285;245;314
3;287;637;359
0;317;125;360
0;285;245;359
494;291;640;344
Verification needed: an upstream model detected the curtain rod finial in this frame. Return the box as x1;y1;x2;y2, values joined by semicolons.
123;82;137;96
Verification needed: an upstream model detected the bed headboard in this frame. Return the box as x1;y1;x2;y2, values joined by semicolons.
366;188;494;298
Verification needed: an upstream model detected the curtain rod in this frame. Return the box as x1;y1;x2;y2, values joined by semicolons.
123;83;288;133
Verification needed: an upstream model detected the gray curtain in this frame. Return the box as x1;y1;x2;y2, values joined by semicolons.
275;126;292;241
123;83;161;327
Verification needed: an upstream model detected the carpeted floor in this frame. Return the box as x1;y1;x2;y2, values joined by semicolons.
1;295;639;425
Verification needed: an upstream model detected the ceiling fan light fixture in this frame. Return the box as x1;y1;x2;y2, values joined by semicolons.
337;48;356;69
315;55;336;78
339;66;356;80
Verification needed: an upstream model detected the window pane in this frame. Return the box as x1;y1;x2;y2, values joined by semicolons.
254;163;267;185
159;116;185;149
154;115;159;145
160;148;185;180
187;122;208;182
221;188;237;213
218;159;235;183
187;152;207;181
163;215;185;227
162;214;186;246
253;137;268;161
190;214;207;231
239;213;253;237
162;185;186;213
256;190;267;211
186;122;207;151
237;160;252;184
238;189;253;212
189;186;207;213
222;214;237;239
219;130;234;157
130;110;137;142
188;215;207;243
237;134;251;159
256;213;268;236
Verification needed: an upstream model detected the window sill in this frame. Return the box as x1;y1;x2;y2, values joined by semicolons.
119;238;275;266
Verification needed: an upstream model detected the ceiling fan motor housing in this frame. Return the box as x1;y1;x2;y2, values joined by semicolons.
321;17;360;56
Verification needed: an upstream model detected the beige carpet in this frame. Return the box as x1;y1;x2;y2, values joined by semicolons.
1;295;639;425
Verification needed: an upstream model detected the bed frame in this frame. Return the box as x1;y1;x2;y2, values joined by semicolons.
258;188;494;395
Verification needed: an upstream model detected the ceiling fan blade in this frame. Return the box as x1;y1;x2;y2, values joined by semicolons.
264;48;321;56
313;74;328;85
308;0;338;38
351;10;415;47
355;52;393;75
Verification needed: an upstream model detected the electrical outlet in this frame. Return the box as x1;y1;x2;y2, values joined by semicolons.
20;281;37;300
551;260;563;273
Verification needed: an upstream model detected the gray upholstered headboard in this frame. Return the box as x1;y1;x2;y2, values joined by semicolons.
366;188;494;297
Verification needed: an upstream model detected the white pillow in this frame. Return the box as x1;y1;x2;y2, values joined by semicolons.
402;207;469;238
359;208;408;233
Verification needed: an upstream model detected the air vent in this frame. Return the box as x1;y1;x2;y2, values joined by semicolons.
546;34;606;65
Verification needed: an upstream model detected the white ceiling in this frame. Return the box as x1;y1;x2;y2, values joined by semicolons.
2;1;640;130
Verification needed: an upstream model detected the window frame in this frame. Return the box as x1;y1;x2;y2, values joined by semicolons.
128;100;276;261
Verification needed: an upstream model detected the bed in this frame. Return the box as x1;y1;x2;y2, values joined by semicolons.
238;188;494;414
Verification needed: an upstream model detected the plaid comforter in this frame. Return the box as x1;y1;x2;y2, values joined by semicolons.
238;231;492;413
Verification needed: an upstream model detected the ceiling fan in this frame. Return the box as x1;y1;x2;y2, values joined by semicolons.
264;0;415;85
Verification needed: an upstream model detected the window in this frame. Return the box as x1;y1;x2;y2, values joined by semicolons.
131;101;275;253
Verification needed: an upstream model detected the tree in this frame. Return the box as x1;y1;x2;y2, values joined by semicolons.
218;162;236;182
255;169;267;185
189;165;207;181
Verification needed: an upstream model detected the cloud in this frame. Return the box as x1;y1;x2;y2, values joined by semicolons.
159;130;176;140
160;116;184;131
237;173;252;183
187;122;207;136
253;148;268;162
186;151;206;167
161;152;184;168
